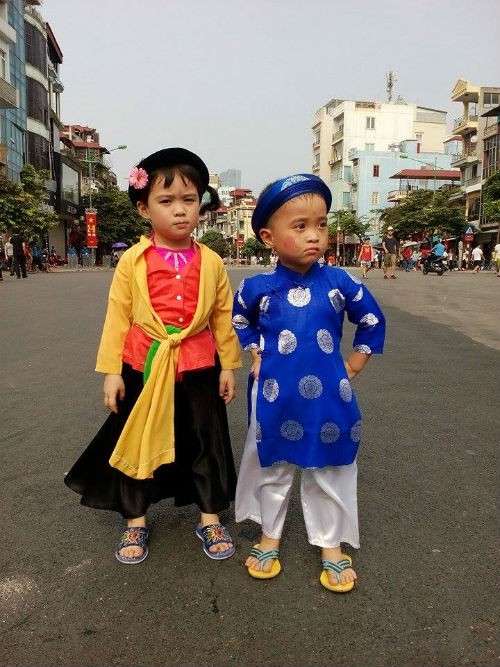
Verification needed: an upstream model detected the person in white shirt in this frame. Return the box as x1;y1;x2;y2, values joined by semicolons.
494;242;500;278
471;244;484;274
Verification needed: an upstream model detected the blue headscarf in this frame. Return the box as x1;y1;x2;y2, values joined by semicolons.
252;174;332;239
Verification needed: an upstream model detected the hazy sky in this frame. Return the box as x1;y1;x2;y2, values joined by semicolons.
41;0;500;195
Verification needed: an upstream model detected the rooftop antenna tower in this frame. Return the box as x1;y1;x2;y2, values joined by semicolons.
386;70;398;102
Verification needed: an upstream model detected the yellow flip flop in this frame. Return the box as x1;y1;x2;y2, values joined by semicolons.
247;545;282;579
320;554;356;593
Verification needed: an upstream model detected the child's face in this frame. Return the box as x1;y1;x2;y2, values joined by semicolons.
136;173;200;248
260;193;329;274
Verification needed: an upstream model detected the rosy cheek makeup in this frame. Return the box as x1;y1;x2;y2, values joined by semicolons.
283;236;296;250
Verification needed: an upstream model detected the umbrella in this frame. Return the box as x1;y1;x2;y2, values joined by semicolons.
401;241;419;248
112;242;128;249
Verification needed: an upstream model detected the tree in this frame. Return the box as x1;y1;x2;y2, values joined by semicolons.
379;189;465;239
0;165;59;242
198;229;230;258
241;236;266;259
328;210;370;242
87;186;149;250
482;169;500;224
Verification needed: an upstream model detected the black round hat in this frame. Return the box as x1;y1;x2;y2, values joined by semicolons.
128;147;210;205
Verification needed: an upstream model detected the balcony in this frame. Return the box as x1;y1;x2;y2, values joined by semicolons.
453;114;478;134
451;148;477;167
328;154;342;166
0;77;18;109
332;127;344;143
483;122;499;140
387;189;410;202
312;163;320;172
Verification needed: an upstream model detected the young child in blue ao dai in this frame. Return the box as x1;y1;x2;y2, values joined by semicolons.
232;174;385;592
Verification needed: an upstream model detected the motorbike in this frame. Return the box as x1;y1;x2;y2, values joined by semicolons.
422;254;447;276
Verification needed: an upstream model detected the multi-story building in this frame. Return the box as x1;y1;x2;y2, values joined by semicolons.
311;98;448;213
349;139;458;240
450;79;500;243
0;0;24;182
61;125;117;196
219;168;241;189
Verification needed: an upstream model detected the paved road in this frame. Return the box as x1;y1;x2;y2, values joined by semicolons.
0;266;498;667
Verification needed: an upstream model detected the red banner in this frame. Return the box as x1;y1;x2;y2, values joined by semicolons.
85;212;98;248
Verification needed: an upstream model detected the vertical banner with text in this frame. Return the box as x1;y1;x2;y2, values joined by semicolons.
85;211;98;248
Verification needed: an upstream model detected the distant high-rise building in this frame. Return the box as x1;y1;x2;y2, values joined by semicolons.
220;168;241;189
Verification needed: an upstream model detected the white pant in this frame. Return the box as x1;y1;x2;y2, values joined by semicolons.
235;381;360;549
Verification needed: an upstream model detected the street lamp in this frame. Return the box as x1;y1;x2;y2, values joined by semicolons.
84;144;127;265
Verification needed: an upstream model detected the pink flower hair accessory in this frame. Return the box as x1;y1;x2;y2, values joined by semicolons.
129;166;149;189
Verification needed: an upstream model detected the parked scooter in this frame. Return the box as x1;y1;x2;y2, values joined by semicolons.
422;254;447;276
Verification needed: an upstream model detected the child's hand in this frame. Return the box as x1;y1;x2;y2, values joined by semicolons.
103;374;125;413
251;355;262;380
219;370;236;405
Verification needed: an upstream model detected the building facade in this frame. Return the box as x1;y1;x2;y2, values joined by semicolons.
311;98;448;213
349;139;457;240
450;79;500;244
0;0;25;182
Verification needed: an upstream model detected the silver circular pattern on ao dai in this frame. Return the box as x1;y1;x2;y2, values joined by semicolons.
317;329;334;353
328;288;346;313
350;420;362;442
360;313;380;327
353;287;363;302
259;295;270;313
263;378;279;402
278;329;297;355
232;314;249;329
339;378;353;402
287;286;311;307
320;422;341;443
354;344;372;354
280;420;304;441
298;375;323;399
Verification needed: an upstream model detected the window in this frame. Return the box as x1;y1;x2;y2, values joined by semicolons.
373;164;380;177
314;153;320;166
483;92;500;107
371;192;379;205
365;143;374;152
366;117;376;129
313;129;321;144
343;165;352;181
0;49;6;80
27;78;49;125
342;192;351;208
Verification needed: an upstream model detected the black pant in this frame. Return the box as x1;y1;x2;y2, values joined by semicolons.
12;254;27;278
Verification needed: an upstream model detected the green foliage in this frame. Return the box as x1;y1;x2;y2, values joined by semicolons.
241;236;266;258
328;210;370;241
0;165;59;241
379;189;466;238
88;186;149;249
198;229;230;258
482;170;500;223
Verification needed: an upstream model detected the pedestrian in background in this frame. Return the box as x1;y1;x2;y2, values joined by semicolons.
471;244;484;274
10;230;27;279
382;226;398;279
232;173;385;592
357;237;373;279
494;240;500;277
4;237;14;274
64;147;242;565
